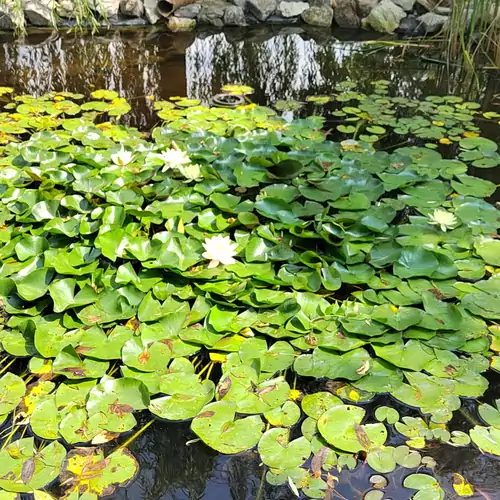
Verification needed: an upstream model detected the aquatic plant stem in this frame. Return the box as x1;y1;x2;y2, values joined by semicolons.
0;358;15;376
198;361;214;378
255;466;266;500
205;361;215;381
459;407;483;426
117;419;154;451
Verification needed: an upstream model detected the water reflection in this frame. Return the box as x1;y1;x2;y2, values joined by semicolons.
0;27;498;128
112;415;500;500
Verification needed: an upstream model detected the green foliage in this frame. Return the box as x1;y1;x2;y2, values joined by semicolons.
0;85;498;499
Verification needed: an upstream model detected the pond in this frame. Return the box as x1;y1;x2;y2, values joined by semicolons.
1;26;500;500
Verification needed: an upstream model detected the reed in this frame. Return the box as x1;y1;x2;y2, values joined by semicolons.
446;0;500;68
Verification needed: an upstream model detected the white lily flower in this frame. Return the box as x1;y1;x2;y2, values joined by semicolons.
178;163;202;182
111;149;134;166
428;209;458;232
202;235;238;268
161;147;190;171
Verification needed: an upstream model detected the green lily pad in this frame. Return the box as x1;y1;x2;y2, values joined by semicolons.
0;438;66;493
191;400;264;453
317;405;387;452
86;378;150;433
0;373;25;415
258;428;311;469
264;401;301;427
215;364;289;414
301;392;343;419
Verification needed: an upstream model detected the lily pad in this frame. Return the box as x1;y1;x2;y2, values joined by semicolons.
317;405;387;452
191;400;264;453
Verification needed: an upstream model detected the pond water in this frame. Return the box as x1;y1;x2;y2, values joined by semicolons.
1;26;500;500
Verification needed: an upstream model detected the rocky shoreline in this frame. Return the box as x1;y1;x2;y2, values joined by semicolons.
0;0;486;36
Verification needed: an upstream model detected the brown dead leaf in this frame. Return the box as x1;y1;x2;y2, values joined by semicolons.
217;377;232;399
311;446;330;474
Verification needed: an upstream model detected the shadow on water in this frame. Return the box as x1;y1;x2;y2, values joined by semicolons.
1;26;500;500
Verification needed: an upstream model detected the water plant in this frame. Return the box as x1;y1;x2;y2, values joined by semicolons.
0;83;499;498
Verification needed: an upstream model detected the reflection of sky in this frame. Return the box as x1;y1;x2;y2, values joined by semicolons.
186;33;363;102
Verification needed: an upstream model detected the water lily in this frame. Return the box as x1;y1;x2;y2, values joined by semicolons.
202;235;238;268
161;147;190;171
428;209;458;232
110;149;134;166
178;163;202;182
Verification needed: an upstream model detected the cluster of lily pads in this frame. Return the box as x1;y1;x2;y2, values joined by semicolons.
0;82;499;499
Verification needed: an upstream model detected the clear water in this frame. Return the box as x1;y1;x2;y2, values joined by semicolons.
1;26;500;500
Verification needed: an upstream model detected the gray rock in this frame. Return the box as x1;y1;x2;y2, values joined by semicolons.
278;0;308;17
120;0;144;17
333;0;360;28
232;0;247;9
397;13;424;35
301;5;333;26
390;0;414;11
309;0;331;7
198;0;227;25
357;0;378;18
416;0;450;11
0;5;14;29
416;11;447;32
174;3;201;17
168;15;196;29
23;0;56;25
247;0;277;20
143;0;161;23
56;0;74;17
93;0;121;17
364;0;405;32
224;4;246;24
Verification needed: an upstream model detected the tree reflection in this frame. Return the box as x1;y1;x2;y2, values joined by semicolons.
0;28;498;129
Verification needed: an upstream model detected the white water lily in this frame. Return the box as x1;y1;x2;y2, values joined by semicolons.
178;163;202;182
110;149;134;166
428;209;458;232
202;235;238;268
161;147;190;171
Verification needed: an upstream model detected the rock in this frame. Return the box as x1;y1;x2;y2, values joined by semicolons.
364;0;405;32
247;0;277;21
174;3;201;17
390;0;414;11
301;5;333;26
309;0;331;7
120;0;144;17
333;0;360;28
416;0;450;11
56;0;73;17
143;0;161;23
357;0;378;18
93;0;121;17
224;4;246;24
198;0;227;25
278;0;308;17
396;13;424;35
168;15;196;29
0;5;14;29
23;0;56;25
232;0;247;9
416;11;447;33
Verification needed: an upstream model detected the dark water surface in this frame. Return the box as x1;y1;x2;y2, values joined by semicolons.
1;26;500;500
